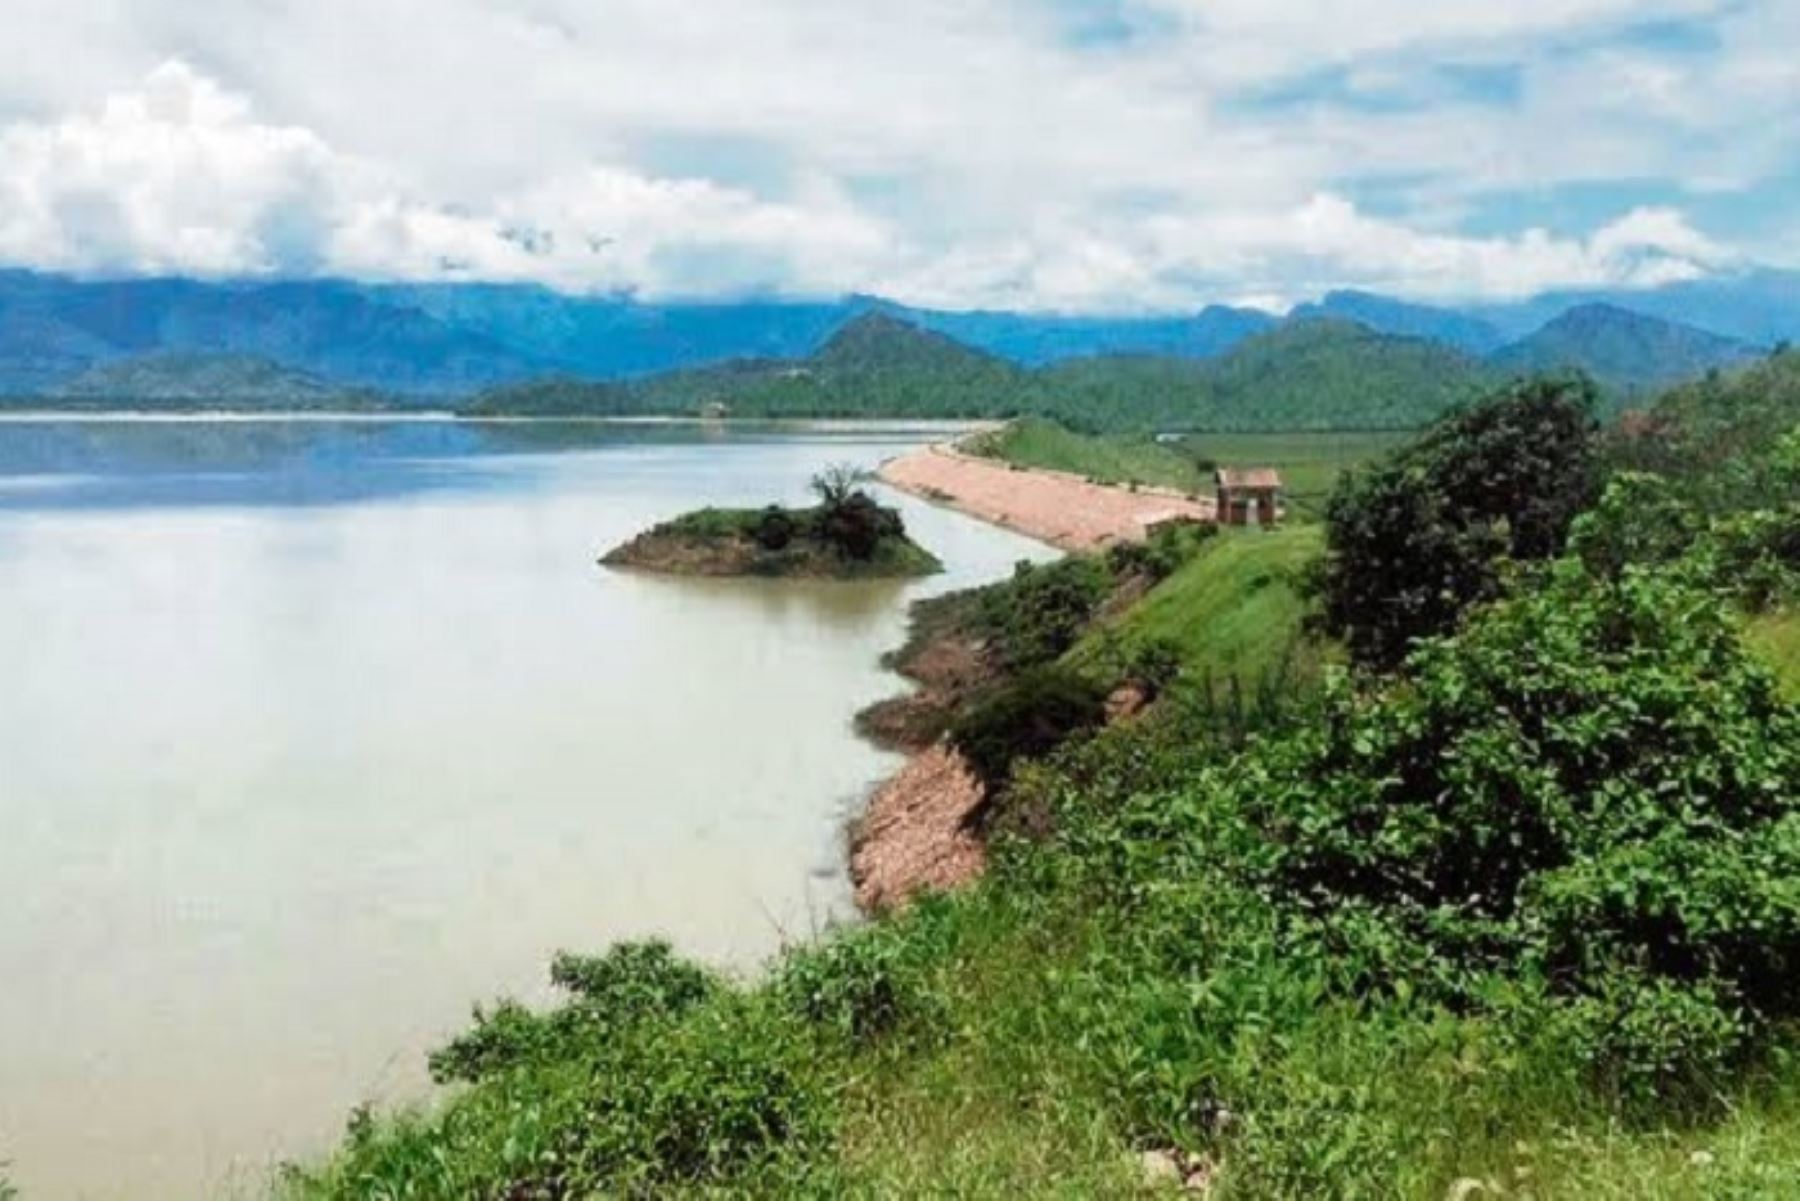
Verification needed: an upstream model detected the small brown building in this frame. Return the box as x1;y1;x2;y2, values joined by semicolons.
1215;468;1284;527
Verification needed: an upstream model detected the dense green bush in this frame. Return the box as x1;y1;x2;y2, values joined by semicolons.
1319;374;1603;669
775;898;958;1044
1106;520;1216;583
812;490;905;561
753;504;797;551
976;556;1114;669
429;941;716;1085
296;990;834;1198
1568;471;1707;578
1577;430;1799;606
1250;565;1800;1095
950;665;1109;796
1612;349;1800;506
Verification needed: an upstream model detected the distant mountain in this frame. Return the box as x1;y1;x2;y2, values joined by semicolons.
1291;290;1506;355
5;266;1798;405
1019;319;1496;432
1178;318;1496;429
0;308;116;394
0;271;1293;400
811;310;1003;373
368;282;851;378
890;301;1278;365
47;352;380;410
1470;269;1800;346
472;312;1496;431
469;310;1025;420
1490;303;1760;394
0;272;540;397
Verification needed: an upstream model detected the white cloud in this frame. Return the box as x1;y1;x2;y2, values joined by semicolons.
876;198;1735;312
0;0;1791;310
0;62;900;298
0;62;340;276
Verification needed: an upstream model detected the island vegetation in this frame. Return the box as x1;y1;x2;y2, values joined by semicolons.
284;350;1800;1199
602;466;941;580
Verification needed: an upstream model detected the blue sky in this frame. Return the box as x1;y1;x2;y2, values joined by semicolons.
0;0;1792;312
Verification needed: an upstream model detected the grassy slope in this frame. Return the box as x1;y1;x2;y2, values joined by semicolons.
1746;609;1800;699
1070;526;1327;682
963;419;1209;492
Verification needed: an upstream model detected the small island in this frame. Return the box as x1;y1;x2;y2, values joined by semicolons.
603;466;943;579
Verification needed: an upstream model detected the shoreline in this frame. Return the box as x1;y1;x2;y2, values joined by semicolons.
851;437;1208;912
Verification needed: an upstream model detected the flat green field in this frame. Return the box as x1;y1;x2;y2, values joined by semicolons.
962;418;1208;492
1169;429;1413;514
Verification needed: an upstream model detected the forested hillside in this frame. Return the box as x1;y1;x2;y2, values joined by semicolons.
1491;303;1760;394
468;314;1498;432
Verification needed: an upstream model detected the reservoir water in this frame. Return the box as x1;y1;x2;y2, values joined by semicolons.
0;418;1052;1200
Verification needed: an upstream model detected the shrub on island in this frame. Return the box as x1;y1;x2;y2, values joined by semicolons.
603;466;942;579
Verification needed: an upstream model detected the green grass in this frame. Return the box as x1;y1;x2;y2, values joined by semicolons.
964;419;1210;492
964;421;1412;522
1746;608;1800;699
1069;525;1329;684
1169;430;1413;515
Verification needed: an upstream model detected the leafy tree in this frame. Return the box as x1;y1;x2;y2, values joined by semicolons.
1568;471;1706;578
812;490;905;561
809;462;868;509
1318;374;1602;669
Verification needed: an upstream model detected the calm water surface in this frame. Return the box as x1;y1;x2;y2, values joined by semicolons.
0;418;1052;1200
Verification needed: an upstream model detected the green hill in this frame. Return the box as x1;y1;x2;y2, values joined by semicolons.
1491;303;1759;396
1188;318;1496;429
468;313;1499;432
45;352;384;410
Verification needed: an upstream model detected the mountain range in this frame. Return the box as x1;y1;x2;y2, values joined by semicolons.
0;267;1792;420
469;312;1499;431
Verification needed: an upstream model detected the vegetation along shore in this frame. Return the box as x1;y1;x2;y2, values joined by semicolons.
284;349;1800;1198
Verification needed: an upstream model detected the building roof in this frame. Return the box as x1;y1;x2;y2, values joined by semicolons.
1215;467;1284;490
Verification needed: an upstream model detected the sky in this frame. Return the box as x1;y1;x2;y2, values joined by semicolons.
0;0;1794;313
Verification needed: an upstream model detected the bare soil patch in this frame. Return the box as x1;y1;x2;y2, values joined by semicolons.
880;444;1215;552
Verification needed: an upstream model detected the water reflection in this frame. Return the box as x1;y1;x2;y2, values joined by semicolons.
0;417;974;510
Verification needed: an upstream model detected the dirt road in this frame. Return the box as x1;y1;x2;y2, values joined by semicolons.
879;444;1215;551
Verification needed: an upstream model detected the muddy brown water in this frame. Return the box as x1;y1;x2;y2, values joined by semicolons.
0;417;1052;1200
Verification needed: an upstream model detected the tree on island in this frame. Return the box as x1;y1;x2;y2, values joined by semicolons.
809;463;870;509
